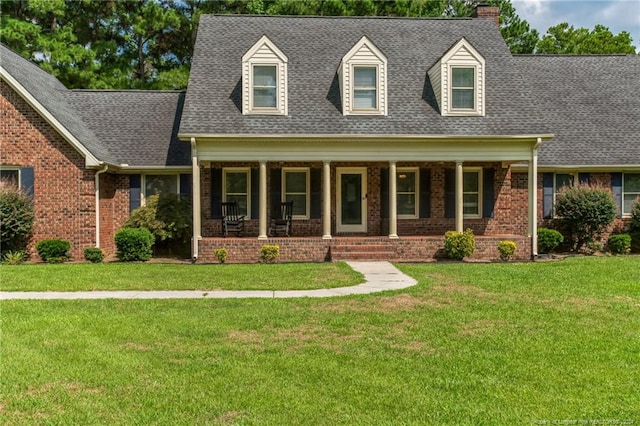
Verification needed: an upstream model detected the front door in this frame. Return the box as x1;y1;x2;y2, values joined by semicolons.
337;168;367;233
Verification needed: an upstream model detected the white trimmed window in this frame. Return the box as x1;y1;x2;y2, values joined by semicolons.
224;168;250;217
0;167;20;187
397;168;418;218
144;174;179;198
463;168;482;218
340;36;387;116
451;67;475;110
554;173;575;201
242;36;288;115
282;168;310;219
623;173;640;216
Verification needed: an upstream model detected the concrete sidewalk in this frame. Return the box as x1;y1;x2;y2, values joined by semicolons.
0;261;417;300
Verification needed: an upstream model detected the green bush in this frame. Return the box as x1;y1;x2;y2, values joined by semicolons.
0;184;34;253
114;228;154;262
260;244;280;263
629;200;640;253
497;240;517;261
2;250;27;265
214;247;228;263
607;234;631;255
537;228;564;254
554;184;617;251
444;229;475;260
124;194;192;243
84;247;105;263
35;239;71;263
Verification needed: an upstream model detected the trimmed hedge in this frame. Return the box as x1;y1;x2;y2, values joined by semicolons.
115;228;154;262
607;234;631;255
538;228;564;254
36;239;71;263
84;247;105;263
444;229;475;260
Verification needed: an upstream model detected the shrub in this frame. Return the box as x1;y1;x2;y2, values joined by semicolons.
0;183;34;253
114;227;154;261
537;228;564;254
214;247;228;263
629;200;640;253
2;250;26;265
444;229;475;260
35;239;71;263
260;244;280;263
607;233;631;255
124;194;191;243
554;184;616;251
497;240;517;261
84;247;105;263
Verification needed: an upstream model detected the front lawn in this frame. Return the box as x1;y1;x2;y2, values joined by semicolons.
1;257;639;424
0;262;362;292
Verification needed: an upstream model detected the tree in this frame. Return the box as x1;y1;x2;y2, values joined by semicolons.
536;23;636;54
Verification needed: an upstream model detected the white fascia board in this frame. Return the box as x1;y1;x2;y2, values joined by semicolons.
512;164;640;172
115;165;192;173
242;35;288;63
179;133;555;142
1;66;102;167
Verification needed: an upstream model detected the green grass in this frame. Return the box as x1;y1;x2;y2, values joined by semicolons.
0;262;363;292
1;257;639;424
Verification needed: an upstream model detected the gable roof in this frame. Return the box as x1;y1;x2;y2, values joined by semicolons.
180;15;550;138
514;55;640;167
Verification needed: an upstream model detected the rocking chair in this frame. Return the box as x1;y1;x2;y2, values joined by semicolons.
220;201;245;237
269;201;293;237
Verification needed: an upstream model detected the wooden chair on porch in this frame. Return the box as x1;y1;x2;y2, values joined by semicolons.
220;201;245;237
269;201;293;237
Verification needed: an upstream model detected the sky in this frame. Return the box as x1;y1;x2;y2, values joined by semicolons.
511;0;640;51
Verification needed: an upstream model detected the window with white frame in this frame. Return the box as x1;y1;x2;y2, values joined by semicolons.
451;67;475;110
144;174;179;199
623;173;640;216
252;65;278;109
353;66;378;110
282;168;309;219
224;169;250;217
396;168;418;218
463;169;482;218
0;168;19;188
554;173;574;200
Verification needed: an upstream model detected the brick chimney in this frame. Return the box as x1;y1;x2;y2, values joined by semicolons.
472;3;500;27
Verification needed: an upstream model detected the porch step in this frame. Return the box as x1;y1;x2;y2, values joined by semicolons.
330;244;395;261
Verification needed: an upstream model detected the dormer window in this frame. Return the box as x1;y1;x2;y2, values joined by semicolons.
427;38;485;116
340;36;387;116
242;36;288;115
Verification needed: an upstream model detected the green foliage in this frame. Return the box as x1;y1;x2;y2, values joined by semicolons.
536;23;636;54
0;183;34;253
537;228;564;254
2;250;27;265
554;184;617;252
629;200;640;253
214;247;228;264
444;229;475;260
35;239;71;263
607;234;631;255
124;194;191;244
260;244;280;263
114;228;154;262
84;247;104;263
497;240;517;261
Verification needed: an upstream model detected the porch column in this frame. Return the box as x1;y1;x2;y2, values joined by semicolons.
455;161;464;233
190;138;202;260
388;161;398;238
258;161;268;240
322;161;332;239
528;140;539;258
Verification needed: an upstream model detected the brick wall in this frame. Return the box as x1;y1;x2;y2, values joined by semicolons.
99;173;130;255
1;81;97;260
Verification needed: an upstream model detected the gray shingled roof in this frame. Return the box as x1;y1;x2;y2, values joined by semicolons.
0;44;113;163
180;15;550;137
65;90;189;167
514;55;640;167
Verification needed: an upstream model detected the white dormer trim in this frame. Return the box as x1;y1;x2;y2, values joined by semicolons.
242;35;288;115
427;38;485;117
340;36;388;116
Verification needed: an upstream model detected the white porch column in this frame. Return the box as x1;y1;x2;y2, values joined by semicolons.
455;161;464;233
258;161;268;240
190;138;202;260
528;140;539;258
388;161;398;239
322;161;332;239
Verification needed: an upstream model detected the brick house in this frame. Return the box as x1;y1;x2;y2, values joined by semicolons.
1;6;639;262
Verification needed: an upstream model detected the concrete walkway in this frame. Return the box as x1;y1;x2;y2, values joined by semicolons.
0;261;417;300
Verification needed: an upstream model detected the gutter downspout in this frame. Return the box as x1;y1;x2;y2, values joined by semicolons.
94;164;109;248
191;137;202;261
529;138;540;259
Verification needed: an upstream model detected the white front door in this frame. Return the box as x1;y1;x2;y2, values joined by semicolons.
337;168;367;233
